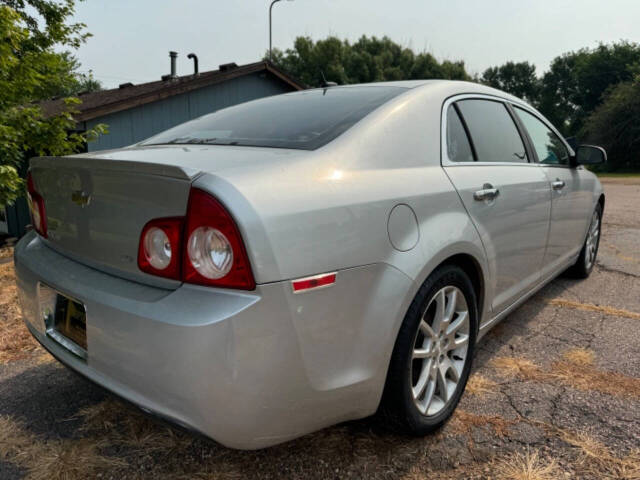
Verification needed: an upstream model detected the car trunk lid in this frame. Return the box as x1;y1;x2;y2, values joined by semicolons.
30;155;195;288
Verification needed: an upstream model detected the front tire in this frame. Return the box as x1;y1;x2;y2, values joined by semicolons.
568;204;602;279
381;265;478;435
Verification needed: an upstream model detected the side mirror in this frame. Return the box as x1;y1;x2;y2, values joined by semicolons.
573;145;607;166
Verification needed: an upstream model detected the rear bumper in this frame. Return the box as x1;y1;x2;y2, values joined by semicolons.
14;232;412;449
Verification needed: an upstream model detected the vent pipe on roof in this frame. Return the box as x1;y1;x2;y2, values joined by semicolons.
187;53;199;75
169;51;178;77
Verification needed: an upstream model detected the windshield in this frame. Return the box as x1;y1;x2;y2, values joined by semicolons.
140;86;407;150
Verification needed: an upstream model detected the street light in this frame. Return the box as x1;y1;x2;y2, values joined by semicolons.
269;0;293;61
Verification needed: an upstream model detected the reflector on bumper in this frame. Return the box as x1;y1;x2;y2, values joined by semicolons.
291;272;337;293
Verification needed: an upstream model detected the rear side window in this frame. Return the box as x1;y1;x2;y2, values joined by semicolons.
456;100;528;163
515;107;569;165
140;86;407;151
446;105;474;162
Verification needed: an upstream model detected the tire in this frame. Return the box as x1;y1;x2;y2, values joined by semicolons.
567;203;602;279
381;264;478;435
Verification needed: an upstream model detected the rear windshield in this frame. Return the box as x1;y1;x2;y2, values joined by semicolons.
140;86;407;150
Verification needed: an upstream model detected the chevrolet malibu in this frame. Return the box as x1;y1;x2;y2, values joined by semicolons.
14;81;606;449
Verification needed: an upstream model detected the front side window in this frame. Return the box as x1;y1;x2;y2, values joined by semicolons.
446;105;474;162
456;99;528;163
515;107;569;165
140;86;407;151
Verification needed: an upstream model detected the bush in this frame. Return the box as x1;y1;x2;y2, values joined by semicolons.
581;80;640;172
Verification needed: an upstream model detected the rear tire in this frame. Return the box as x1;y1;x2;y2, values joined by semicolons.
381;265;477;435
567;204;602;279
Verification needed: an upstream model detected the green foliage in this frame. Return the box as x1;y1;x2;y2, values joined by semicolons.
269;35;470;87
270;36;640;172
581;79;640;171
481;42;640;171
481;61;539;104
0;1;105;207
538;42;640;135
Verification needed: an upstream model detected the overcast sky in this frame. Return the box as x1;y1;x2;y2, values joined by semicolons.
72;0;640;88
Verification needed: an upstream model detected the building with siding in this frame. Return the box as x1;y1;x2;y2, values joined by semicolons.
2;60;304;237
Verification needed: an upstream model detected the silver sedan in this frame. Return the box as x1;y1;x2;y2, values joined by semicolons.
14;80;606;449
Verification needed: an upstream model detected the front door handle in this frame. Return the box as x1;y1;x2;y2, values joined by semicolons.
552;179;566;190
473;183;500;201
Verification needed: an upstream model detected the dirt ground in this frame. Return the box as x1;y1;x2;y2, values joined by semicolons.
1;177;639;480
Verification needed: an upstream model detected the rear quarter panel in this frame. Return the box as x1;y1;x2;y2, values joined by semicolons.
197;83;491;322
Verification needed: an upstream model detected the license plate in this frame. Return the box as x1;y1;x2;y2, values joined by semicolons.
39;285;87;359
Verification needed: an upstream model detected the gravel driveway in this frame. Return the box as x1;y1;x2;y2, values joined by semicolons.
1;177;638;480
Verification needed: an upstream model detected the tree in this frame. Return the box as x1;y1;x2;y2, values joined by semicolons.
269;35;470;87
538;42;640;135
0;1;105;207
481;61;539;104
581;78;640;171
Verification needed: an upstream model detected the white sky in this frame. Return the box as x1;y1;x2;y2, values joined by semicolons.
71;0;640;88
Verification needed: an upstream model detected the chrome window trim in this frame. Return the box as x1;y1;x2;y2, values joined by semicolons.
509;103;575;166
441;93;535;167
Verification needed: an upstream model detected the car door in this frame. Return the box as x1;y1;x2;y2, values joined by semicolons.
442;97;552;315
512;106;595;277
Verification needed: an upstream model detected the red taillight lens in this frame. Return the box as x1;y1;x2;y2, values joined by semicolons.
26;171;47;238
136;188;255;290
183;188;255;290
137;217;183;280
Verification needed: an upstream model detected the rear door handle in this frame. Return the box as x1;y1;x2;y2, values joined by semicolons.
473;183;500;201
552;179;566;190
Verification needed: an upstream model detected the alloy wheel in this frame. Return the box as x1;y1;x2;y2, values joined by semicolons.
584;210;600;270
410;286;470;416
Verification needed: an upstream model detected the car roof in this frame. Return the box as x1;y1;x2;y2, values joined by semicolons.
303;80;525;105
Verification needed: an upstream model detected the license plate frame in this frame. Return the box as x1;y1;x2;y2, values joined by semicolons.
39;284;87;359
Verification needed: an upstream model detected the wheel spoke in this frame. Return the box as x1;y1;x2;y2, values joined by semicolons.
444;288;457;322
413;345;435;359
421;377;436;413
442;357;460;382
446;311;468;336
436;364;449;402
432;289;446;332
453;333;469;349
419;320;436;340
412;360;432;399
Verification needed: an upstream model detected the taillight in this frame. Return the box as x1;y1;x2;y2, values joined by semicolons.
137;218;183;280
183;188;255;290
137;188;255;290
26;171;47;238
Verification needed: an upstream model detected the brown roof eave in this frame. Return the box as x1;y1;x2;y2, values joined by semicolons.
72;61;305;122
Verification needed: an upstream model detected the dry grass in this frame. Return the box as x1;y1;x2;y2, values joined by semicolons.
76;398;194;454
552;350;640;399
560;347;595;366
0;246;13;260
493;449;562;480
0;261;51;364
0;415;33;460
561;430;640;480
492;350;640;399
0;259;14;283
0;263;42;364
26;438;126;480
449;409;514;437
550;298;640;320
0;415;125;479
490;357;546;381
465;374;498;396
